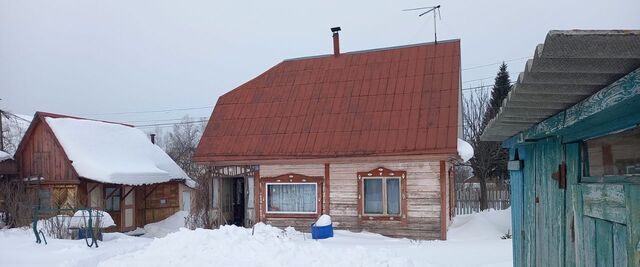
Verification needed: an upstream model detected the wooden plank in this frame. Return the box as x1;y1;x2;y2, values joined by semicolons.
595;219;613;267
565;143;582;267
324;163;330;215
509;145;525;267
523;67;640;141
612;223;628;267
581;184;626;224
625;185;640;267
583;216;597;267
439;160;446;240
523;144;537;267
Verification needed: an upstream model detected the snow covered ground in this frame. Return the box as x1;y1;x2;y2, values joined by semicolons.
0;209;512;267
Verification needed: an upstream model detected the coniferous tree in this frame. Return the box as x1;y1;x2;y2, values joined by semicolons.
463;63;511;210
486;62;512;121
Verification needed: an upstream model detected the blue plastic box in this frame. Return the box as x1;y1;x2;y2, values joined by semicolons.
311;223;334;239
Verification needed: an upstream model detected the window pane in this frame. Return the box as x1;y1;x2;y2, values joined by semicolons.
386;178;401;215
267;184;316;213
587;127;640;176
105;188;120;211
364;179;383;214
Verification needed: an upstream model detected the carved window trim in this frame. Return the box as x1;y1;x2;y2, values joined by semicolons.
260;173;323;219
357;167;408;224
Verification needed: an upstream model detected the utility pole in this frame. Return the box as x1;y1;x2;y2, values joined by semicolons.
0;108;4;151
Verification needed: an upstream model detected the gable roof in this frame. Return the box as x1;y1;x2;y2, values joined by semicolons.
195;40;461;164
18;112;192;186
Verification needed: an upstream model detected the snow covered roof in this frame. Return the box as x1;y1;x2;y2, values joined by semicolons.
0;151;12;162
457;138;474;163
44;116;193;186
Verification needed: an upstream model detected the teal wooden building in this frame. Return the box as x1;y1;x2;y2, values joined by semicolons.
482;30;640;267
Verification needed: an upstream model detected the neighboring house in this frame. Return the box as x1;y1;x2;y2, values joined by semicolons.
194;29;463;240
482;30;640;266
0;151;18;221
15;112;194;232
0;151;17;178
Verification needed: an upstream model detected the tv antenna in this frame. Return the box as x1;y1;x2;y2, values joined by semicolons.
403;5;441;43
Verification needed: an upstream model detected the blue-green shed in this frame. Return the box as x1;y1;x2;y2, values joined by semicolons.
482;30;640;267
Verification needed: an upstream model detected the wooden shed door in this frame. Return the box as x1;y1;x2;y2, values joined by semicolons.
533;138;566;266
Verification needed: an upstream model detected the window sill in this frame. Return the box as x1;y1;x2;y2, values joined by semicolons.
264;213;319;219
581;175;640;184
359;214;406;222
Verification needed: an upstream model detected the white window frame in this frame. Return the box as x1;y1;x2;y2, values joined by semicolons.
265;182;318;214
362;176;402;216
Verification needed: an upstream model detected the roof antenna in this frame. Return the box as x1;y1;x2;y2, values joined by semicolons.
403;5;442;44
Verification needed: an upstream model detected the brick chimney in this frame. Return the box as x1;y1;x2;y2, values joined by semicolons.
331;27;341;57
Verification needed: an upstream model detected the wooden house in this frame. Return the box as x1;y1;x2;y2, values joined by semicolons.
194;29;464;240
15;112;194;232
482;30;640;266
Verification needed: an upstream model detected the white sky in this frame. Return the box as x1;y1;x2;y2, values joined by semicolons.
1;0;639;130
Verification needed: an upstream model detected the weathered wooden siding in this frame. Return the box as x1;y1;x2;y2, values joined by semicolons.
259;161;444;240
18;122;78;183
142;182;181;224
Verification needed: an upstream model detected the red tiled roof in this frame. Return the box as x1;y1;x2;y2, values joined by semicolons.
194;40;461;163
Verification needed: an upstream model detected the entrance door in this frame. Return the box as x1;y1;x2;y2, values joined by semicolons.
122;186;135;232
232;177;245;226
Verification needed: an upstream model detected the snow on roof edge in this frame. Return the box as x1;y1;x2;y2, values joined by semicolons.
45;117;193;186
457;138;474;163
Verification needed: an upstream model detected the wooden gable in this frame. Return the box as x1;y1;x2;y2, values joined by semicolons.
16;114;79;184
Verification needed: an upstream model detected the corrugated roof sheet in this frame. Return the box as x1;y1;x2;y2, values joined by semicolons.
482;30;640;141
195;40;461;163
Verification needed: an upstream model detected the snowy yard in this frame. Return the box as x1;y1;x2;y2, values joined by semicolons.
0;209;512;267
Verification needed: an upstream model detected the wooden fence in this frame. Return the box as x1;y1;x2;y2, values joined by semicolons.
455;184;511;215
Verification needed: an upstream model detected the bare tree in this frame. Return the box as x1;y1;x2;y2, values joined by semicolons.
160;116;216;229
1;112;30;155
461;89;508;210
0;180;36;228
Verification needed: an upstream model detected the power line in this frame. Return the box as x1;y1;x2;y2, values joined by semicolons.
461;82;515;92
462;56;529;71
3;111;32;123
462;76;493;84
81;106;214;116
134;120;209;128
125;117;210;124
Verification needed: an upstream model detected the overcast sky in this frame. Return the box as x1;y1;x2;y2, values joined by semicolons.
1;0;638;131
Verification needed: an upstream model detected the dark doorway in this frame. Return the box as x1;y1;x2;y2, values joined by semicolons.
232;177;245;226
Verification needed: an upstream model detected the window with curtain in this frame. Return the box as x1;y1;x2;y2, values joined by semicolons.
363;177;401;215
266;183;317;213
105;187;120;211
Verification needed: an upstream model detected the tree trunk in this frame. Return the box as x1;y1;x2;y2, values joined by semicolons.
478;175;488;210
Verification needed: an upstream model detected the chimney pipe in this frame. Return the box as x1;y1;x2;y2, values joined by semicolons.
331;27;341;57
150;133;156;144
